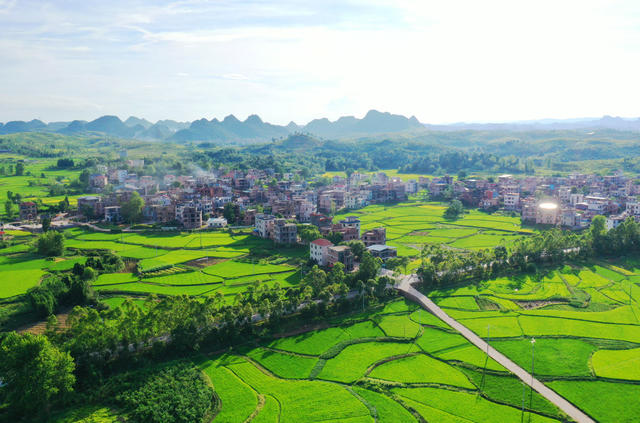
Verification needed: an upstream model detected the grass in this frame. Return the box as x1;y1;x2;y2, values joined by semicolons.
198;357;258;423
0;269;44;298
251;395;280;423
268;321;384;355
548;380;640;423
394;386;556;423
408;309;453;329
93;272;138;286
436;344;507;372
492;338;596;377
333;201;530;257
591;347;640;380
350;387;416;423
317;341;420;383
49;405;119;423
462;369;562;418
203;260;295;278
226;358;373;422
415;327;468;354
369;353;475;388
247;348;318;379
93;281;216;296
375;314;421;338
518;315;640;343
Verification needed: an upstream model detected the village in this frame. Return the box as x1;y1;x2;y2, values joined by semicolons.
11;163;640;272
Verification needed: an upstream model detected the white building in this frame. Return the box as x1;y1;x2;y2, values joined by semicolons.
310;238;333;266
504;193;520;210
405;180;418;194
255;213;275;238
207;217;228;228
627;202;640;216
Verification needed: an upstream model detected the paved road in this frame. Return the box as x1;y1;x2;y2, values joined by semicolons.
395;274;595;423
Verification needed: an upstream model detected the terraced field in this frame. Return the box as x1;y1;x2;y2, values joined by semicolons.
59;227;303;304
197;299;564;422
334;201;530;258
427;259;640;423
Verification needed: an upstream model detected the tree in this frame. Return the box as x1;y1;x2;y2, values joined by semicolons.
344;240;366;260
297;224;322;244
37;231;65;256
121;191;145;223
444;199;464;220
41;215;52;232
5;200;14;218
0;332;75;418
590;215;607;253
78;169;90;186
223;202;236;224
82;266;97;281
15;162;24;176
326;231;343;245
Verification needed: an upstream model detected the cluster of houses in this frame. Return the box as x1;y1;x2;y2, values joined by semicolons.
306;217;397;271
15;163;640;240
449;171;639;230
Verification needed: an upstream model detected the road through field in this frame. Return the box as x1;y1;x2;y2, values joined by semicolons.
394;273;595;423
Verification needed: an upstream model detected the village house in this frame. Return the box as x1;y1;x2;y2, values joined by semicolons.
310;238;333;266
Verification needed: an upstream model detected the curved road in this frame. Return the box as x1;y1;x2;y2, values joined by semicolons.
395;274;594;423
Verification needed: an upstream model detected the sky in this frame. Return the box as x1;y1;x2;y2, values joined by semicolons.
1;0;640;125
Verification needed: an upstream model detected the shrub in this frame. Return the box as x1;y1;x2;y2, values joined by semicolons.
37;231;64;257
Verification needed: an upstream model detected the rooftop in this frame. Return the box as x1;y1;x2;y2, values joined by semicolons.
367;244;396;252
311;238;333;247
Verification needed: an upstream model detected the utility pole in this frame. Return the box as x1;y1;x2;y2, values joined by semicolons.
521;381;526;423
529;337;536;421
480;324;490;393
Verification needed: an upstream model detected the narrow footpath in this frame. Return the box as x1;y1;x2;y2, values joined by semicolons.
394;274;595;423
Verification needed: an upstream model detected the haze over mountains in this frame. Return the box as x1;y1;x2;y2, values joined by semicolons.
2;111;640;143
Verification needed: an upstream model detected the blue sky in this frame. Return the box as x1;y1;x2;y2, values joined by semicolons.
1;0;640;124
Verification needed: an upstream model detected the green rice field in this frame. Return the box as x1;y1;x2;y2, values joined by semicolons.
424;258;640;422
196;299;564;422
334;201;531;258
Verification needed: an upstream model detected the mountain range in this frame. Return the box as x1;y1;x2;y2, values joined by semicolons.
0;110;423;143
3;112;640;143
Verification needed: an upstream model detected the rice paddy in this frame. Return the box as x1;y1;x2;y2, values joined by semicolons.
196;299;565;422
334;201;530;258
424;259;640;422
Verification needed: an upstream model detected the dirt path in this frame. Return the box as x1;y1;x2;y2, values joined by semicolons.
394;273;595;423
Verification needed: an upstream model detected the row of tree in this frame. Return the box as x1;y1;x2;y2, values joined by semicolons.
417;215;638;290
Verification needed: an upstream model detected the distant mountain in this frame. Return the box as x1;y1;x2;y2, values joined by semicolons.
424;115;640;132
124;116;153;129
304;110;423;138
0;119;46;134
6;112;640;143
170;114;291;143
156;119;190;132
59;115;137;138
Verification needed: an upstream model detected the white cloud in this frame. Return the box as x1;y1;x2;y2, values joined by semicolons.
1;0;640;124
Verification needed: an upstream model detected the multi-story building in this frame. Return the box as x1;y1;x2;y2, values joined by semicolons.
177;205;202;229
504;192;520;210
207;217;228;228
338;216;360;235
77;195;104;218
536;202;559;225
19;201;37;221
327;245;354;271
255;213;276;238
367;244;398;260
104;206;122;223
362;227;386;247
310;238;333;266
273;218;297;244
